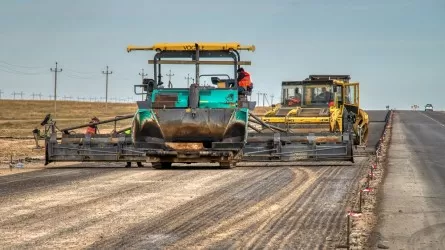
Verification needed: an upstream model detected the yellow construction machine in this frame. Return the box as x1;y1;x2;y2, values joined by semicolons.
243;75;368;162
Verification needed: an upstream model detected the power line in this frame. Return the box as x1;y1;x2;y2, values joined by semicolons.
50;62;63;118
102;65;113;111
64;73;100;80
0;60;46;69
0;65;48;75
64;68;96;75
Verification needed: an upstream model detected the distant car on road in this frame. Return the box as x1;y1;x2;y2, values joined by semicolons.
425;104;434;111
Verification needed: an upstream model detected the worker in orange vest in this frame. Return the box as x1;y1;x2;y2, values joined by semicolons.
85;117;100;135
237;68;253;93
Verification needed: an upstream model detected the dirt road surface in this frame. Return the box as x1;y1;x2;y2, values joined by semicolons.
373;111;445;249
0;160;368;249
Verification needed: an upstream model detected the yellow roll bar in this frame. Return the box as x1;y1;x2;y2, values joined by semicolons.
127;42;255;53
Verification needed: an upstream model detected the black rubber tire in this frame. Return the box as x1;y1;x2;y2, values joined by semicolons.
152;162;172;169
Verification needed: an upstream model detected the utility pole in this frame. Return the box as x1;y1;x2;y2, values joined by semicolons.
139;68;147;81
185;73;194;88
37;93;43;100
257;92;261;106
31;93;37;100
63;95;73;101
263;93;270;106
0;89;3;99
166;69;174;88
12;91;24;100
139;68;148;101
102;65;112;111
50;62;62;118
270;94;274;105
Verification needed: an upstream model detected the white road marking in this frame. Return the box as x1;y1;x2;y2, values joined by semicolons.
420;112;445;127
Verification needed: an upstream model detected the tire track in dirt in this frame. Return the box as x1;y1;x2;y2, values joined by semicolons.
154;165;359;250
247;167;336;249
1;169;241;248
207;164;362;249
287;162;364;249
88;168;293;249
0;168;195;216
304;164;365;249
205;167;327;249
1;160;365;249
295;169;349;249
0;168;118;197
165;167;315;249
257;167;344;249
168;170;286;235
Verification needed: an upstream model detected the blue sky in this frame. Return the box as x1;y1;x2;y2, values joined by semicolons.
0;0;444;109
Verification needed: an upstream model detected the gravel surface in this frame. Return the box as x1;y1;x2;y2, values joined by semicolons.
0;162;367;249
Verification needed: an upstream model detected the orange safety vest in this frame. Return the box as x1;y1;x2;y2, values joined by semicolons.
86;126;96;134
238;71;252;88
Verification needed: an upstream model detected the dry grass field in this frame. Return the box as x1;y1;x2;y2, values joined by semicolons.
0;100;137;161
0;100;271;162
0;100;137;136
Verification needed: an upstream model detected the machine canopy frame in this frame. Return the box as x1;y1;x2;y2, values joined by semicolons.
127;42;255;86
